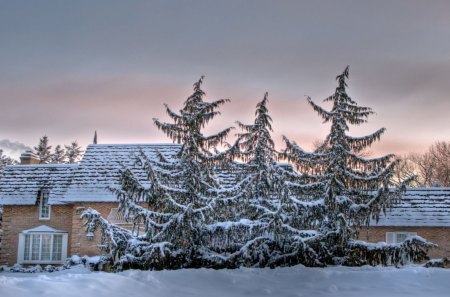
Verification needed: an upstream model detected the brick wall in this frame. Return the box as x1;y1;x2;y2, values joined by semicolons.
2;202;449;265
0;202;140;265
0;205;73;265
359;226;450;259
70;202;119;256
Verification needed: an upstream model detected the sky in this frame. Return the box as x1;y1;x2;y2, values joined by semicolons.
1;0;449;159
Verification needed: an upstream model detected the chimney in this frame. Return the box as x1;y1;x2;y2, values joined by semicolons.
20;150;40;165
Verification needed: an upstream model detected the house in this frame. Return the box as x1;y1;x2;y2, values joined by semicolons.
0;144;449;266
360;187;450;259
0;144;179;266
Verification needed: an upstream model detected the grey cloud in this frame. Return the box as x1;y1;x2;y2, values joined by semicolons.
0;1;449;156
0;139;31;154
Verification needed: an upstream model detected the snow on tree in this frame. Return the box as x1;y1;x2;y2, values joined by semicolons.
235;93;283;232
226;92;325;267
82;77;242;270
0;149;17;168
34;136;52;164
65;141;83;163
81;73;433;270
283;66;433;265
147;77;243;266
51;145;66;163
236;92;281;203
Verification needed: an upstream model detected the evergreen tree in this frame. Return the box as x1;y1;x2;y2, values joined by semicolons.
83;77;242;269
284;66;432;264
230;92;323;267
0;149;17;168
233;92;331;267
65;141;83;163
34;136;52;164
236;92;280;201
149;76;240;266
51;145;66;163
80;73;433;270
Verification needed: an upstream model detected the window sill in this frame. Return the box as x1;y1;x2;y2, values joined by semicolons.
19;260;65;265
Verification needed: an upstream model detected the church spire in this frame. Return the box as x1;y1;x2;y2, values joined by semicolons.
93;130;98;144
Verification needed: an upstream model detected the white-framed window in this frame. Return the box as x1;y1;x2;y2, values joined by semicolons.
386;231;417;244
39;190;51;220
107;208;136;225
17;226;68;264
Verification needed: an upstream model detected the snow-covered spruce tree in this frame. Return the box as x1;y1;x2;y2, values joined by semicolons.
65;141;83;163
224;92;325;267
0;149;17;168
34;135;52;164
51;145;66;163
284;66;433;265
82;77;242;270
149;76;245;268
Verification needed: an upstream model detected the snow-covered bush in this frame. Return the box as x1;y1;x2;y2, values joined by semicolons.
345;237;435;266
1;264;43;273
424;257;450;268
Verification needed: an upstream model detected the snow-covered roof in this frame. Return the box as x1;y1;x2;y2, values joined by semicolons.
374;187;450;227
59;144;181;203
0;164;77;205
1;144;450;227
0;144;181;205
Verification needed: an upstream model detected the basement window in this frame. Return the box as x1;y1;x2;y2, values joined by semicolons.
385;232;417;244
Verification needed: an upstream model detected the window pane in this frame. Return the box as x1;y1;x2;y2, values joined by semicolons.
52;235;63;261
386;232;394;244
31;234;41;260
41;234;52;261
24;235;31;261
40;192;50;218
396;233;407;243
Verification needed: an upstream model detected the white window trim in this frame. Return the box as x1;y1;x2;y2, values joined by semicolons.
39;190;51;220
386;231;417;244
17;231;68;264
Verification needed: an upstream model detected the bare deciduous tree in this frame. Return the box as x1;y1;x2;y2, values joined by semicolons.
405;141;450;187
392;156;417;187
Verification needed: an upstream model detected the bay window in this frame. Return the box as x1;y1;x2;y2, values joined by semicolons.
18;226;68;264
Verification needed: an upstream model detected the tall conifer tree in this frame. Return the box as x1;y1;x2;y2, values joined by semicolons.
83;77;242;269
65;141;83;163
0;149;16;168
283;67;424;262
81;73;433;270
148;76;239;264
51;145;66;163
34;136;52;164
235;93;297;234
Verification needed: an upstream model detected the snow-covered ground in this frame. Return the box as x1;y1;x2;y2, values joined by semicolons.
1;265;449;297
